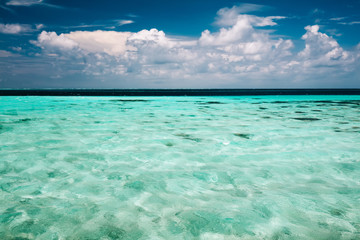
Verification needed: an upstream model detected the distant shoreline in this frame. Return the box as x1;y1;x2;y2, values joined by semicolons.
1;89;360;96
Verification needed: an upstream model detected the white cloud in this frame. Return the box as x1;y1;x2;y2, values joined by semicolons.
199;15;285;47
6;0;42;6
299;25;350;66
0;23;44;34
33;30;135;56
66;30;134;56
0;50;15;57
329;17;346;21
11;46;22;51
29;6;359;88
129;29;175;48
215;5;283;27
0;23;32;34
117;20;134;26
6;0;61;8
201;7;286;49
339;21;360;25
33;31;78;50
36;24;44;29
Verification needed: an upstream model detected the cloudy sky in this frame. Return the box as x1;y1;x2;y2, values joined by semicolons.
0;0;359;88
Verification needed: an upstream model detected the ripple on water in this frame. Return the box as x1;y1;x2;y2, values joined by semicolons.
0;95;359;239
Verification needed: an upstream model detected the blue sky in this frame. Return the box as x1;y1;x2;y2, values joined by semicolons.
0;0;359;88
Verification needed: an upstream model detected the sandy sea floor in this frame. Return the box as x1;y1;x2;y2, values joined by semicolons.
0;96;360;239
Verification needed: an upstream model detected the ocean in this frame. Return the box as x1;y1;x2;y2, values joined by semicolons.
0;95;359;239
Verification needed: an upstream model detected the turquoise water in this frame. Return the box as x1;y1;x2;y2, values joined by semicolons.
0;96;359;239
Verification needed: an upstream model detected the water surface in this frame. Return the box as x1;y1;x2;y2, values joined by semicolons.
0;96;359;239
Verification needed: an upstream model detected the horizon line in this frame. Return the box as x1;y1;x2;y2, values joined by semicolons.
1;88;360;96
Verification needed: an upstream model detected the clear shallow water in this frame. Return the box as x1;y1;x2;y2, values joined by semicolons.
0;95;359;239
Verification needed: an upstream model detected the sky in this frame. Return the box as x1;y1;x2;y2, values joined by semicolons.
0;0;359;88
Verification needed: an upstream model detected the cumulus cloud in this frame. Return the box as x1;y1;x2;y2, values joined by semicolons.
32;31;78;50
0;23;33;34
299;25;351;66
66;31;134;56
215;5;283;27
129;29;176;48
29;6;359;88
33;30;135;55
199;14;286;47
